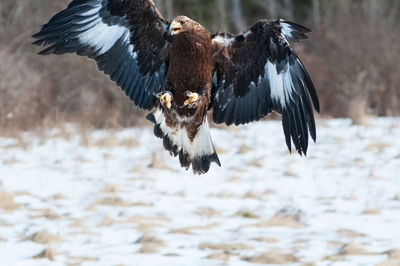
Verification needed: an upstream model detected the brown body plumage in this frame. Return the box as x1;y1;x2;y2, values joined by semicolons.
164;17;213;137
33;0;320;174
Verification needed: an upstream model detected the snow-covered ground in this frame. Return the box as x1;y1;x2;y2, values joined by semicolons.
0;118;400;266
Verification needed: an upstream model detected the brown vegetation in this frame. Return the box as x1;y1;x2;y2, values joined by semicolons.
27;230;62;244
199;242;253;251
242;249;299;264
304;1;400;123
0;190;19;211
0;0;399;132
0;0;144;133
135;235;166;254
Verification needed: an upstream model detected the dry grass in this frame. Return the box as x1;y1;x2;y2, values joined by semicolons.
384;248;400;259
169;223;220;235
118;138;140;148
337;228;367;238
0;190;19;211
212;191;237;198
0;219;11;227
199;242;253;251
247;158;263;168
135;235;165;254
363;208;381;215
29;208;60;220
337;243;376;256
135;222;161;234
215;147;230;154
194;207;222;217
97;215;163;231
69;219;86;228
328;241;345;248
206;252;233;261
242;190;264;200
248;209;304;228
74;156;91;163
68;256;99;262
324;243;377;261
3;157;23;165
34;246;57;261
96;197;153;208
238;144;253;154
363;142;391;153
27;230;62;244
300;263;317;266
124;214;170;223
233;209;260;219
379;249;400;265
95;213;170;230
4;135;32;151
283;170;298;178
101;184;124;194
163;253;181;257
93;135;119;148
242;250;299;264
251;237;279;243
378;259;400;266
46;193;68;201
98;215;117;227
249;216;303;228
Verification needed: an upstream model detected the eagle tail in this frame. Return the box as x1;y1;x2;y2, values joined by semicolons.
146;108;221;174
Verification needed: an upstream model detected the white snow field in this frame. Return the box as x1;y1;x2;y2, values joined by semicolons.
0;118;400;266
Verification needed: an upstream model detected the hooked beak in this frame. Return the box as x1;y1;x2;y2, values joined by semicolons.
170;20;182;35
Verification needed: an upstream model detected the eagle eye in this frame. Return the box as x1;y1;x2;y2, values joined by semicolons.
181;21;185;25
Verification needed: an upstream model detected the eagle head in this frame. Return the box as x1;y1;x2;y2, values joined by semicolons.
169;16;200;35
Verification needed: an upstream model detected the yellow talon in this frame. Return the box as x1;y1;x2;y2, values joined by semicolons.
158;92;172;109
183;92;199;106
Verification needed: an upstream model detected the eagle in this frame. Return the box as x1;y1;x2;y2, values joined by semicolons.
33;0;320;174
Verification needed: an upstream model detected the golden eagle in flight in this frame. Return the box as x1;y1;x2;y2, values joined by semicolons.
33;0;320;174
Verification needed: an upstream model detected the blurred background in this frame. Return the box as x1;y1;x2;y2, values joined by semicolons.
1;0;399;134
1;1;400;265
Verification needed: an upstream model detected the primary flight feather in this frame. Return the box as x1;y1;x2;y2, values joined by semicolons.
33;0;320;174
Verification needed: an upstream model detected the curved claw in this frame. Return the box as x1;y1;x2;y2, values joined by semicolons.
181;91;199;108
158;92;173;109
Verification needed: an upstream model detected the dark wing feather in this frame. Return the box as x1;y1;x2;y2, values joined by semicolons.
32;0;169;110
212;19;319;155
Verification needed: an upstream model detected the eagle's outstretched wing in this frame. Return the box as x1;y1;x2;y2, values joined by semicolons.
212;20;320;155
33;0;169;110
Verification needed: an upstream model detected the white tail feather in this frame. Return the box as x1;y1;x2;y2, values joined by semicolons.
147;108;220;174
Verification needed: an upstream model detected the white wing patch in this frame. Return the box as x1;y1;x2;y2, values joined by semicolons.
76;4;129;55
79;22;129;55
280;22;294;39
279;20;305;41
266;60;294;109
